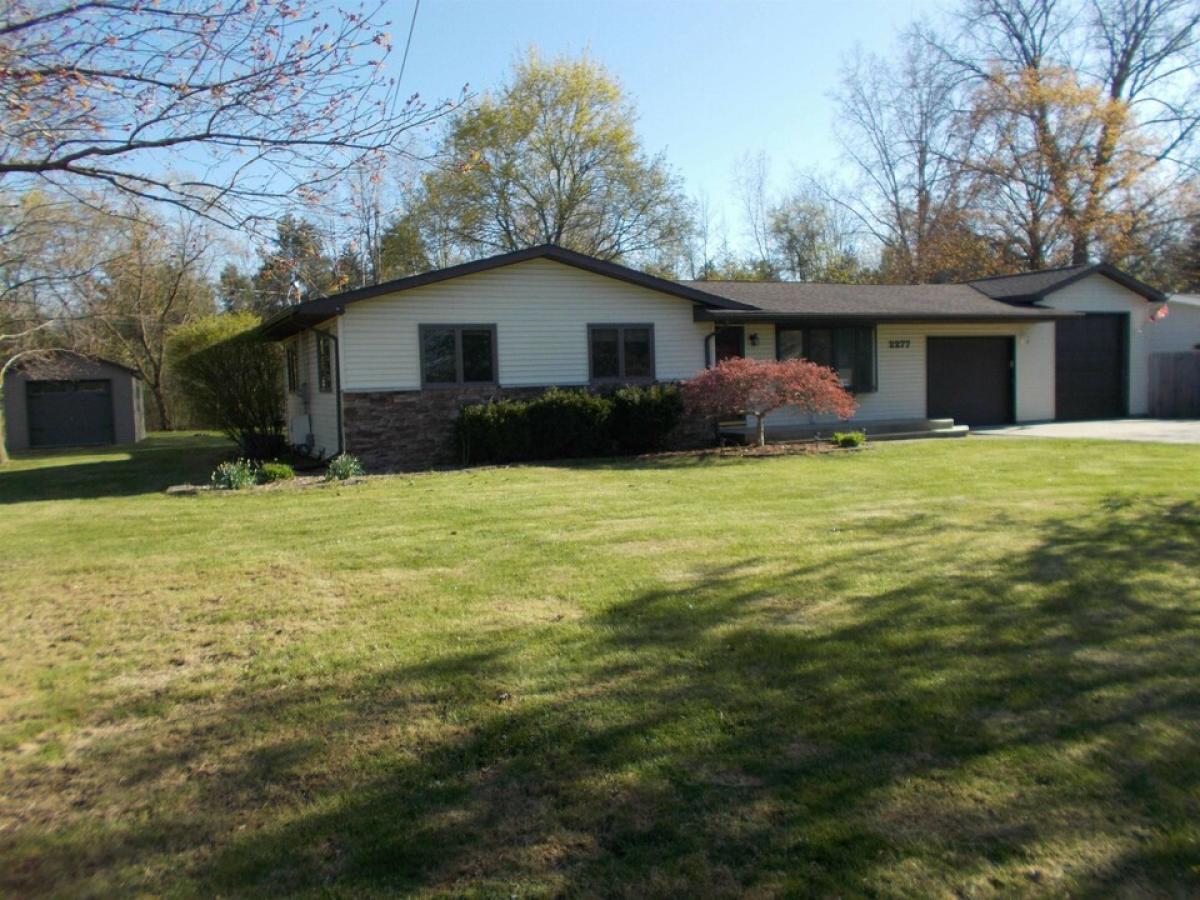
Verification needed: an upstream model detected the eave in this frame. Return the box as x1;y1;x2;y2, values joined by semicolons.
692;308;1080;325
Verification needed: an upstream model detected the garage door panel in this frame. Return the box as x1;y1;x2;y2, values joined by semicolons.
927;337;1014;426
27;379;115;447
1055;314;1126;420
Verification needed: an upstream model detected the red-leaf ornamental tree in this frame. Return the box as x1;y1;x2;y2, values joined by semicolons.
682;357;858;446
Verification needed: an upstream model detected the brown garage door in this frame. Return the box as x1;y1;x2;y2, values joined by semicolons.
1055;313;1127;420
927;337;1014;426
27;379;115;448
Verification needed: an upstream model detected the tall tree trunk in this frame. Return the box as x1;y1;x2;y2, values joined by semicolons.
0;388;9;465
150;383;170;432
1071;235;1090;266
756;413;766;447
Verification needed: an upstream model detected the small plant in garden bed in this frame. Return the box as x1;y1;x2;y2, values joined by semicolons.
324;453;364;481
832;430;867;448
258;461;296;483
210;458;256;490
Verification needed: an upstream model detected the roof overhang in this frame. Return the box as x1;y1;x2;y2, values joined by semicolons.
259;244;755;340
978;264;1169;305
259;305;343;340
693;308;1080;324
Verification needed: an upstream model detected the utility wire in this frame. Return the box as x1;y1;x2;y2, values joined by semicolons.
397;0;420;90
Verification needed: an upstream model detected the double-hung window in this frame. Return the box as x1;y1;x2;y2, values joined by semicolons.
285;345;300;393
316;333;334;393
776;326;876;392
420;325;497;386
588;324;655;382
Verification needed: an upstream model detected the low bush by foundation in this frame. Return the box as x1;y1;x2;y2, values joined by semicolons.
258;461;296;483
832;430;867;448
456;385;684;465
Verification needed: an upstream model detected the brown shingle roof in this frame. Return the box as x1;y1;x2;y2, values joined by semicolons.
681;281;1075;321
968;264;1166;303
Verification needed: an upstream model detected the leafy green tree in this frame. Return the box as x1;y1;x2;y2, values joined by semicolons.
87;212;215;430
768;188;865;282
379;213;432;279
253;215;338;313
167;313;285;459
218;264;256;314
418;50;692;264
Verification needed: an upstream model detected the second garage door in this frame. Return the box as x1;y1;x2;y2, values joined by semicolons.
1055;313;1127;420
927;337;1014;426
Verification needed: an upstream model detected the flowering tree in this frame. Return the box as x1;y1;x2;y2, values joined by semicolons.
0;1;461;229
682;357;858;446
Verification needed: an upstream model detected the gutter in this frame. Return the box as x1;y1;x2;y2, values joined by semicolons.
693;308;1080;324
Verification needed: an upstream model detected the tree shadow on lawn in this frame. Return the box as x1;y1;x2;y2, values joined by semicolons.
6;501;1199;896
0;434;232;503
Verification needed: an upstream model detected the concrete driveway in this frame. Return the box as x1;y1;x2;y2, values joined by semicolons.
974;419;1200;444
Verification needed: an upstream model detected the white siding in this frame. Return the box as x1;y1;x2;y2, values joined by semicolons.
765;321;1053;425
283;326;340;458
1041;273;1157;416
339;258;712;390
1149;300;1200;354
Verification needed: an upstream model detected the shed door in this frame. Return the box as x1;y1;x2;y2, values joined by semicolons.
1055;314;1127;420
27;380;115;447
927;337;1014;426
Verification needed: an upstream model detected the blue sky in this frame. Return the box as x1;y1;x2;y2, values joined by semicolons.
397;0;942;247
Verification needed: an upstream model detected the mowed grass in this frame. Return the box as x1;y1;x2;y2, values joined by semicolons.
1;433;1198;898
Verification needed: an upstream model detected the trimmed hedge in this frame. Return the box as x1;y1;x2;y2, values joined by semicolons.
609;384;685;454
456;385;684;464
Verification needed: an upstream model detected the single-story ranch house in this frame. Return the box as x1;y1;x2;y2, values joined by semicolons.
260;244;1173;471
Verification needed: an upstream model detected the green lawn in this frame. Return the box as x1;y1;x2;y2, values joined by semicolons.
1;433;1198;897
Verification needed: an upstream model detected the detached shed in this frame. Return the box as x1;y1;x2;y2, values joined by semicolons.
3;353;145;452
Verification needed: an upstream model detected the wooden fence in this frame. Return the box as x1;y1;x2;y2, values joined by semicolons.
1149;352;1200;418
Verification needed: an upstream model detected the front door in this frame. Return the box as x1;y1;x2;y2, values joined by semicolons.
715;325;744;362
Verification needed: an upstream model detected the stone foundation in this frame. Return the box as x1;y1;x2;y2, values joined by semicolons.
341;384;715;472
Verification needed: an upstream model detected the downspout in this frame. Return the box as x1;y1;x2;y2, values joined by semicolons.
703;328;719;445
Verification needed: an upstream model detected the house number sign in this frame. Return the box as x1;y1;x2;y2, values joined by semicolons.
888;339;912;349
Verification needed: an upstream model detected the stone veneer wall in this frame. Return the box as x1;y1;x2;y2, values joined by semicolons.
342;384;714;472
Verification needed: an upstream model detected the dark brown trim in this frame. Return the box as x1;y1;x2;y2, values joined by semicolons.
11;350;142;380
775;324;879;394
587;323;656;384
968;263;1168;305
694;308;1077;324
418;324;499;388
